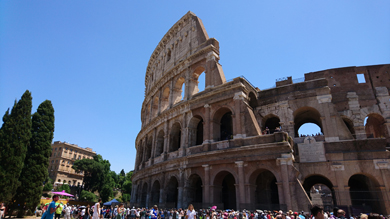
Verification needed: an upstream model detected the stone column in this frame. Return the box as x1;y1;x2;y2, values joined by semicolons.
378;186;390;215
204;104;211;143
235;161;246;208
276;182;285;205
233;92;247;139
202;164;210;204
277;154;293;210
150;128;157;162
169;80;174;108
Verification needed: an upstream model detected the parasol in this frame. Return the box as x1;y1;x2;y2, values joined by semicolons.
210;206;217;210
51;190;74;197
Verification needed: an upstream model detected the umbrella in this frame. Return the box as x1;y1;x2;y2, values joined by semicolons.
79;206;86;209
51;190;74;197
210;206;217;210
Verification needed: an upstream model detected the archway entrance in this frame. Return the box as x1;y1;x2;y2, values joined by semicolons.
249;170;279;210
262;115;281;134
220;112;233;140
294;107;323;137
303;175;336;211
214;171;236;210
169;123;181;152
187;174;203;208
188;116;204;147
151;181;160;206
365;114;387;139
349;174;385;214
166;177;179;208
140;183;148;208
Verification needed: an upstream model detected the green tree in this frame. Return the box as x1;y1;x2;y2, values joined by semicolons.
56;184;71;193
110;171;118;188
0;91;32;203
43;176;54;191
73;154;114;202
121;193;131;203
13;100;54;215
80;190;96;202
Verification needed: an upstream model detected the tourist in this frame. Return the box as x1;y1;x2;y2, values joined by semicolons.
336;210;346;219
185;204;196;219
117;204;124;219
64;205;71;219
310;206;323;219
42;195;61;219
93;199;102;219
0;203;5;219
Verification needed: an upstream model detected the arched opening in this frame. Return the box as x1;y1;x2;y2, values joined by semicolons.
166;176;179;208
248;92;258;109
349;174;385;214
145;137;153;161
303;175;336;211
342;117;355;138
365;114;387;138
161;87;170;112
137;142;144;168
152;96;159;118
140;183;148;208
262;115;281;134
151;181;160;206
294;107;323;137
298;123;322;137
213;108;234;141
188;116;204;147
189;66;206;96
173;77;185;104
169;122;181;152
187;174;203;206
249;169;279;210
221;112;233;140
213;171;236;210
155;130;164;157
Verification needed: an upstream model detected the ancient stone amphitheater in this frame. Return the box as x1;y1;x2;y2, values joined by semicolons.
130;12;390;214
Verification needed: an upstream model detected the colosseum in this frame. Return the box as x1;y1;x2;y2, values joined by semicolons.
130;12;390;214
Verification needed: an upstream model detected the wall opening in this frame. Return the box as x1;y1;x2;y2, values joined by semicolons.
152;96;159;118
140;183;148;208
173;77;185;104
167;49;171;62
187;174;203;205
349;174;385;214
155;130;164;157
169;122;181;152
189;67;206;96
342;117;355;138
145;137;153;161
303;175;336;210
213;108;234;141
214;171;236;210
248;92;258;109
151;181;160;205
294;107;323;137
249;169;279;210
166;177;179;208
262;115;281;134
365;114;387;138
357;74;366;83
188;116;204;147
161;87;170;112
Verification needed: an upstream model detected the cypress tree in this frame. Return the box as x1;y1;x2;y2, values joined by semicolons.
0;91;32;203
14;100;54;215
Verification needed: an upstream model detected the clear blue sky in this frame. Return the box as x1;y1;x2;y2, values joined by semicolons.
1;1;389;173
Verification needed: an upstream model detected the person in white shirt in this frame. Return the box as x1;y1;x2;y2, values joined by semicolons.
93;199;102;219
185;204;196;219
64;205;71;219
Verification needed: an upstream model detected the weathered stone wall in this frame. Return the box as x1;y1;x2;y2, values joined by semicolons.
131;12;390;214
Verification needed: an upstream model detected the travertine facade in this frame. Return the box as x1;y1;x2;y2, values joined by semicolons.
49;141;96;187
130;12;390;214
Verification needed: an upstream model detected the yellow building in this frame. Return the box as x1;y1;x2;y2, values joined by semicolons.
49;141;96;187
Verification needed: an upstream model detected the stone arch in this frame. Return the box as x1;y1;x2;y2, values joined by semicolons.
151;180;161;206
248;92;258;109
161;87;170;112
188;115;204;147
302;174;336;210
365;113;387;138
293;106;323;137
248;169;280;209
348;173;386;214
213;170;237;210
140;182;148;208
152;96;159;118
145;136;153;161
173;76;186;104
189;66;206;96
262;114;281;134
165;176;179;208
341;116;356;138
212;107;234;141
187;174;203;205
155;129;165;157
136;142;144;168
169;122;181;152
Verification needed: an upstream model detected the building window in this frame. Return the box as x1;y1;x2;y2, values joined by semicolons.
55;148;57;151
74;155;76;159
67;161;70;164
59;147;62;150
78;155;81;160
65;147;68;150
51;160;54;163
